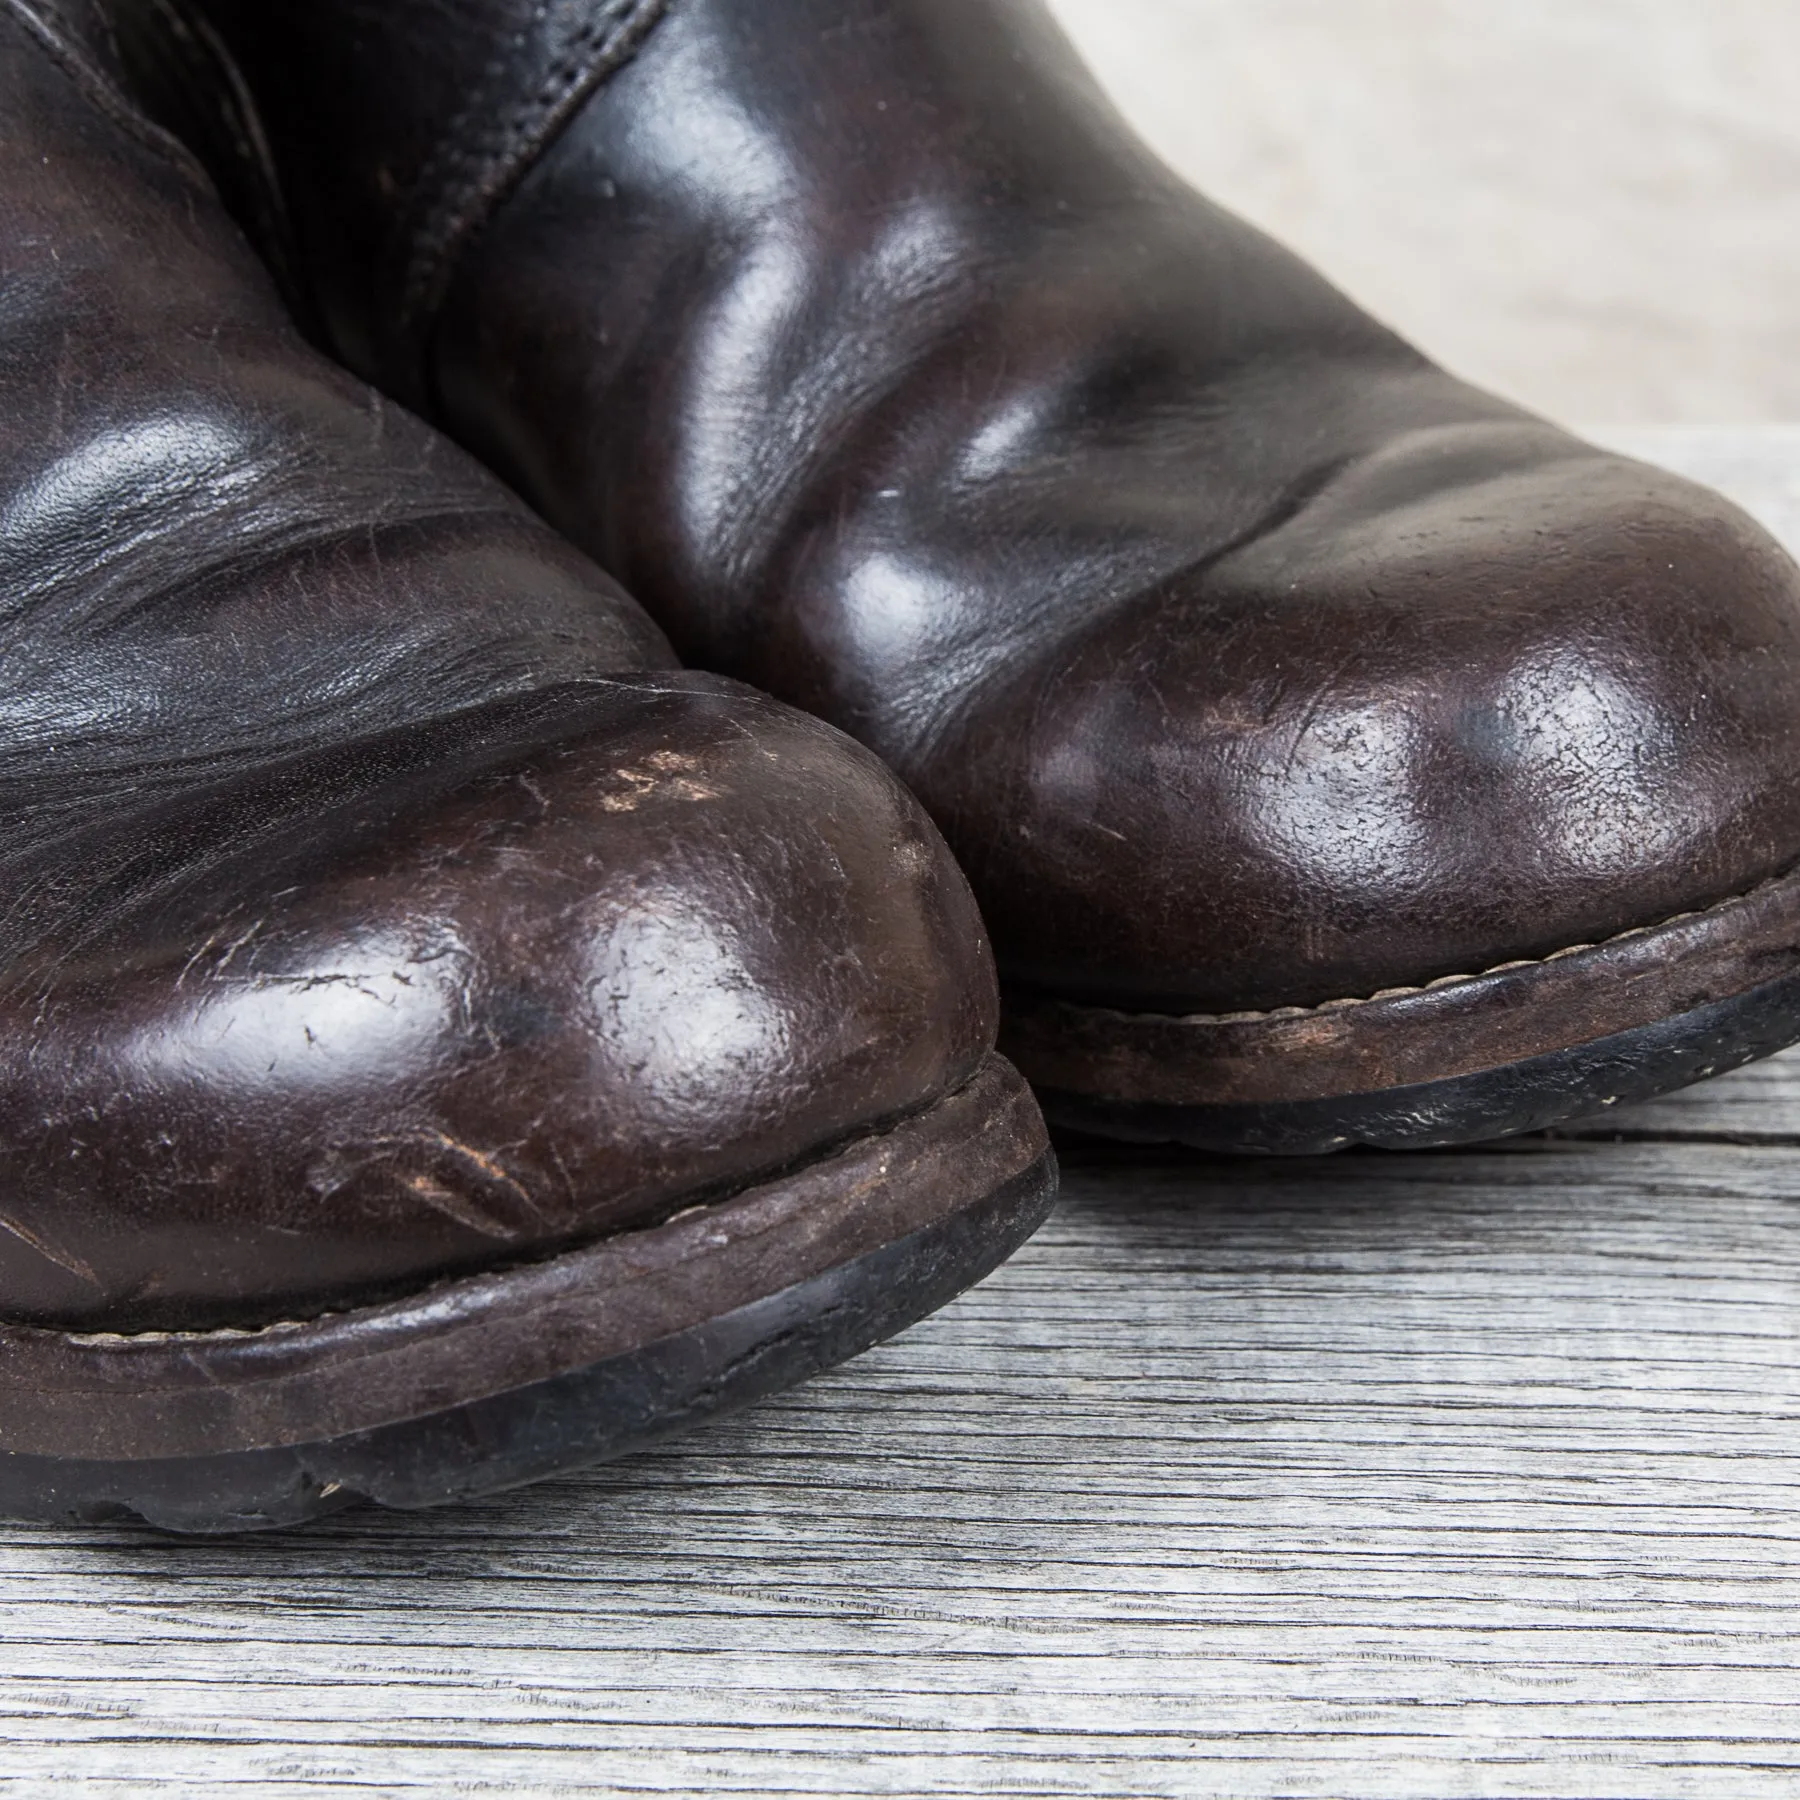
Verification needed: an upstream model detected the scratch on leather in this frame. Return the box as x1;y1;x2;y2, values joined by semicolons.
393;1169;521;1240
379;1130;545;1239
598;749;723;812
421;1132;540;1211
0;1209;101;1287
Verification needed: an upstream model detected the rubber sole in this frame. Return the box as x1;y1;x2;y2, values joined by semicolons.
0;1054;1054;1533
1002;867;1800;1154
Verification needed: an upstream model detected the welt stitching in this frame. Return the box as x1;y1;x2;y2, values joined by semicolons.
396;0;669;351
1044;866;1795;1029
0;0;211;184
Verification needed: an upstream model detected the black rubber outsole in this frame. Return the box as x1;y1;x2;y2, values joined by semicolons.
1036;968;1800;1155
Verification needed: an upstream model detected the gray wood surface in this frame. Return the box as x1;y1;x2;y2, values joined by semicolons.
3;1042;1799;1799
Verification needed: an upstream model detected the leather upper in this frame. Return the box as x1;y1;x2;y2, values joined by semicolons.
0;0;997;1328
122;0;1800;1011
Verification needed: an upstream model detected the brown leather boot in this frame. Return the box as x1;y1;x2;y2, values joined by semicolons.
0;0;1052;1532
116;0;1800;1152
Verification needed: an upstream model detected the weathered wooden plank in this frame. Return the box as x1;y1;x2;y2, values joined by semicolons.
3;1112;1798;1797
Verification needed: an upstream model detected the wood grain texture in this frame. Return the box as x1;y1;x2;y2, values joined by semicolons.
4;1040;1799;1798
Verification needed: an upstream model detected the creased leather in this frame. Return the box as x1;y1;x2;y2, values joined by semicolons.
124;0;1800;1015
0;4;999;1329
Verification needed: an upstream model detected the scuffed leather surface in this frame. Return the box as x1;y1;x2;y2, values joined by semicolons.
135;0;1800;1011
0;682;996;1330
0;4;996;1328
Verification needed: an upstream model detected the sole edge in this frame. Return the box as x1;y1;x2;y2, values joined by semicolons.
0;1058;1056;1531
1035;971;1800;1153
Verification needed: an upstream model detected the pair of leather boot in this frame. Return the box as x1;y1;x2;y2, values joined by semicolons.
5;0;1800;1531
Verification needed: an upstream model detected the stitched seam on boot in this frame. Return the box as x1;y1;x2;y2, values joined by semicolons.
1034;865;1800;1028
395;0;671;361
0;0;213;184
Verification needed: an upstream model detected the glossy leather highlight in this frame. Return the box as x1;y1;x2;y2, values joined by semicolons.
121;0;1800;1016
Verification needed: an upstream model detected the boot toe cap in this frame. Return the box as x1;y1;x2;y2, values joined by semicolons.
937;433;1800;1012
0;678;996;1328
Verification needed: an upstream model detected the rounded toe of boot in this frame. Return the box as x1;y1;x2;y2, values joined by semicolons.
0;678;1053;1530
962;430;1800;1150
